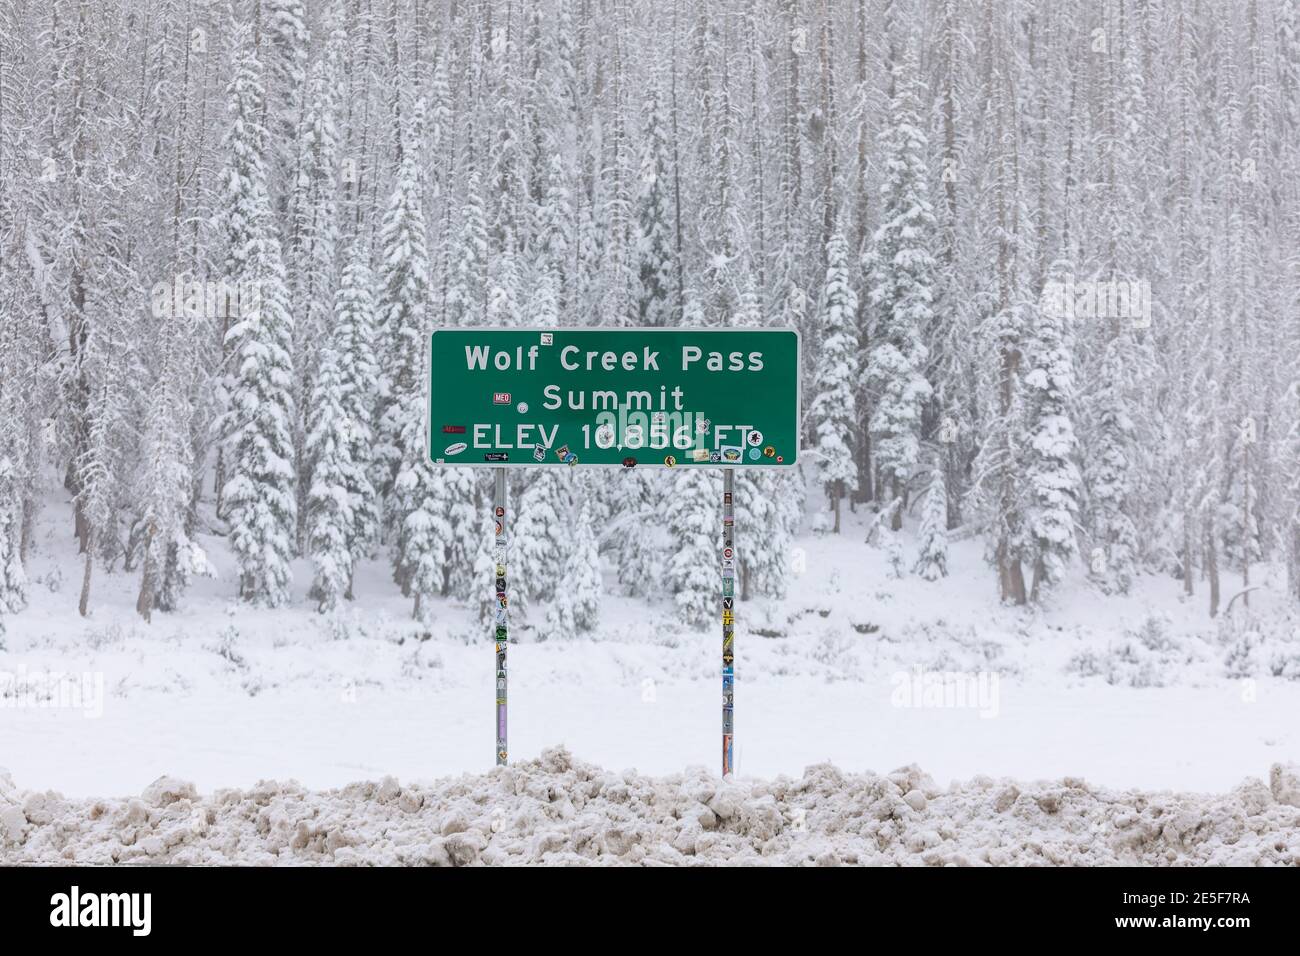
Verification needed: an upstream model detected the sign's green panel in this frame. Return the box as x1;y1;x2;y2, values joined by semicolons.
427;327;800;467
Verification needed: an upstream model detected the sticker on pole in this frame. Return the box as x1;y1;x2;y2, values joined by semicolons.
426;328;801;467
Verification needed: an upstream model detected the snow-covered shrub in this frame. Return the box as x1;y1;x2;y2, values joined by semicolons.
1133;614;1179;654
208;618;248;673
1223;630;1262;680
1067;615;1188;688
1267;649;1300;680
38;567;64;595
86;622;129;650
883;530;905;579
809;630;859;677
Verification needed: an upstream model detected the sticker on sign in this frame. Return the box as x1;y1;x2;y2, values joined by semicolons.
426;328;800;468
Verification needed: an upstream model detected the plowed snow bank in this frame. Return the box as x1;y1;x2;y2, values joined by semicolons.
3;749;1298;866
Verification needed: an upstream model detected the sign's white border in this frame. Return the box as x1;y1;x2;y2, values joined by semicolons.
423;326;803;468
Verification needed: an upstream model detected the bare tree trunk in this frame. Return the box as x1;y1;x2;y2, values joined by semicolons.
20;499;35;564
1030;557;1046;604
996;539;1026;606
669;0;684;323
136;545;154;622
1241;443;1251;608
1206;522;1220;618
1291;524;1300;603
78;535;93;617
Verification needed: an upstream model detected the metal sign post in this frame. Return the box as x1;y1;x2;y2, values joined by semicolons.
722;468;736;776
493;468;508;766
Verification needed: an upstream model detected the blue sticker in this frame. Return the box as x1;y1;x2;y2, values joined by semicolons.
748;447;761;460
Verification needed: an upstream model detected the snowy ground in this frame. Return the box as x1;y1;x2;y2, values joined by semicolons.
3;491;1300;864
5;748;1300;866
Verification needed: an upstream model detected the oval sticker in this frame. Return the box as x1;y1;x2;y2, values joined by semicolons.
445;442;467;456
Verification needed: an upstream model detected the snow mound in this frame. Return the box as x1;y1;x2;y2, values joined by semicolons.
2;749;1298;866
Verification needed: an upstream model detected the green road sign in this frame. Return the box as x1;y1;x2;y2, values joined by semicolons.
427;327;800;467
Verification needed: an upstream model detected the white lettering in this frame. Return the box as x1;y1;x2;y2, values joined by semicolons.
50;887;151;937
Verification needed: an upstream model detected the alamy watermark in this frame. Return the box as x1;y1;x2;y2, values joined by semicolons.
151;275;262;321
1041;275;1152;329
890;667;1000;718
50;886;150;936
0;666;104;718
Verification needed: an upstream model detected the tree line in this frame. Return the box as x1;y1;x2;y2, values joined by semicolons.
0;0;1296;636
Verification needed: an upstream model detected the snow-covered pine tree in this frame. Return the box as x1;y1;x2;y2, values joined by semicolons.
0;454;27;619
0;246;32;619
807;230;859;532
509;283;566;616
1085;335;1141;595
571;191;603;326
541;578;576;642
289;53;341;383
214;24;267;519
538;494;598;642
914;458;949;580
375;146;432;503
443;233;525;607
613;468;666;595
331;247;381;575
564;500;602;632
883;523;906;579
443;467;483;603
396;465;455;621
472;506;502;629
634;84;676;326
1022;260;1082;599
305;329;378;611
539;153;575;311
445;169;488;328
1288;411;1300;604
730;271;791;600
736;467;793;600
666;467;718;626
288;52;343;552
513;470;570;620
219;37;299;608
431;173;487;606
0;219;44;577
262;0;310;209
863;43;936;530
487;231;521;329
375;146;448;615
134;324;210;621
